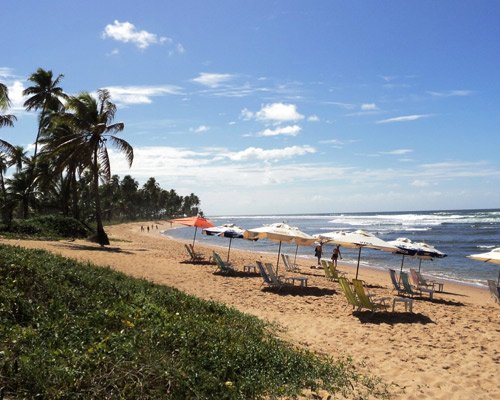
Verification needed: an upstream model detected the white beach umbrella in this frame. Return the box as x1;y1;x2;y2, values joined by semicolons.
318;229;399;280
243;222;316;274
467;247;500;284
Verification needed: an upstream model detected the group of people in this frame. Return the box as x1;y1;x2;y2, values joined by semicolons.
314;242;342;267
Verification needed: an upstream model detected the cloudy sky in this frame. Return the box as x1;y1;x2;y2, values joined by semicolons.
2;0;499;215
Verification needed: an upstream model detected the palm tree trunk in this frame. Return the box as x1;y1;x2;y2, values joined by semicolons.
92;150;109;246
71;169;80;220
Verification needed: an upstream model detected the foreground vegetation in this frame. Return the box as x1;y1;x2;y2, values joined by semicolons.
0;244;389;399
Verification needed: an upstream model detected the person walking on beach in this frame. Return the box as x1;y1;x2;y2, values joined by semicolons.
331;245;342;267
314;242;323;266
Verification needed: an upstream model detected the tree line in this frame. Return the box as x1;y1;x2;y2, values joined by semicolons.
0;68;203;245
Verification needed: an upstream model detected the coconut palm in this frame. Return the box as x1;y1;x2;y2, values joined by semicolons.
0;83;16;154
56;89;133;245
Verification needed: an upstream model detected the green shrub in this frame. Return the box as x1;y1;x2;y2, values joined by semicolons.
0;215;91;240
0;245;389;399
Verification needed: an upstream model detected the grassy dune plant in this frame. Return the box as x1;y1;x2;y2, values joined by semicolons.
0;215;91;240
0;244;389;399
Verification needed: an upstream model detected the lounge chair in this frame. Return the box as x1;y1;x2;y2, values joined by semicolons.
321;260;335;280
213;251;235;274
389;269;406;296
487;280;500;305
184;244;206;263
338;277;362;311
327;261;346;280
265;263;294;286
401;272;435;299
410;268;444;292
282;254;299;272
256;261;291;291
352;279;390;316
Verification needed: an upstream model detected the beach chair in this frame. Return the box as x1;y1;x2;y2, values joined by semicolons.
265;263;294;287
282;254;299;272
389;269;406;296
338;277;362;312
401;272;435;299
411;268;444;292
321;260;335;280
256;261;290;291
487;280;500;305
285;254;300;272
184;244;205;263
213;251;235;274
327;261;346;280
352;279;390;316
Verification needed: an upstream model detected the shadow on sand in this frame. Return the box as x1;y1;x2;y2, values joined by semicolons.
56;243;134;255
262;286;337;298
355;311;435;325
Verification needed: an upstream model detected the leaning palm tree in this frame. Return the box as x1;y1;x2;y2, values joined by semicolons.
57;89;133;245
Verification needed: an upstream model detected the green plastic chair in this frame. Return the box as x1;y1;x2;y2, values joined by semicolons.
352;279;389;316
401;272;434;299
213;251;235;274
322;260;334;280
338;277;361;311
327;261;346;281
184;244;205;263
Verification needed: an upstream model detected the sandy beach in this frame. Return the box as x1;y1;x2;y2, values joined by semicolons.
2;221;499;399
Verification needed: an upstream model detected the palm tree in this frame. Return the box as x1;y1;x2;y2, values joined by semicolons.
22;68;67;161
0;83;16;154
57;89;133;245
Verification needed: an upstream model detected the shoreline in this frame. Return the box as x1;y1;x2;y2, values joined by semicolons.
2;221;499;399
162;228;492;291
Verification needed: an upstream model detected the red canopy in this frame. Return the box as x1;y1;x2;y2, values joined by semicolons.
168;216;214;229
168;216;214;248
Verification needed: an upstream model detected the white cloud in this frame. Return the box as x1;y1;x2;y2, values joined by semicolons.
192;73;235;88
257;125;301;136
190;125;209;133
223;145;315;161
427;90;472;97
7;80;26;111
254;103;304;122
104;85;183;105
376;114;430;124
361;103;377;111
412;180;430;187
102;20;178;50
308;115;320;122
380;149;413;155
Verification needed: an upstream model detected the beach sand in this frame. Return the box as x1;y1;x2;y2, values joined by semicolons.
2;221;499;399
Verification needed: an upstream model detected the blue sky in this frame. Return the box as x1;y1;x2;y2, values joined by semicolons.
2;0;499;215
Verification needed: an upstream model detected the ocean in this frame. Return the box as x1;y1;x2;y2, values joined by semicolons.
162;209;500;287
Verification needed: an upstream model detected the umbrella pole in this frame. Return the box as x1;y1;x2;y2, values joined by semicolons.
192;227;198;249
398;255;405;285
227;237;233;263
294;245;299;265
276;241;282;275
355;247;362;280
418;258;422;273
497;268;500;286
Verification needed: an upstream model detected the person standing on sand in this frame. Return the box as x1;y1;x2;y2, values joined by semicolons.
331;245;342;267
314;242;323;266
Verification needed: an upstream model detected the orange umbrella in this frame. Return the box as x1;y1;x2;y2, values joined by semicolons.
168;216;214;249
